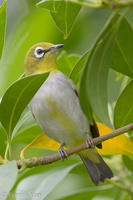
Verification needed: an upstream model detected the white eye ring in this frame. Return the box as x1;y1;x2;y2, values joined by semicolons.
34;46;45;59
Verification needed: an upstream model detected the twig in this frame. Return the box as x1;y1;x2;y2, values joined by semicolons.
17;123;133;173
69;0;133;9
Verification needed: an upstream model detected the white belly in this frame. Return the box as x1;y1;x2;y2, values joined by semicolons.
29;72;89;148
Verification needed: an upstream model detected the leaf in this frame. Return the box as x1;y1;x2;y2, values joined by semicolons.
0;73;49;138
79;74;93;124
80;11;125;127
16;164;78;200
37;0;61;13
0;0;7;60
122;155;133;172
46;182;114;200
12;109;36;139
114;80;133;129
85;39;113;126
37;0;81;38
97;123;133;156
20;133;60;159
50;1;81;39
112;17;133;78
69;50;90;84
57;50;80;76
0;125;7;157
0;161;18;200
79;12;117;126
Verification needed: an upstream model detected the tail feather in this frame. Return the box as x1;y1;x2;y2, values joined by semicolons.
80;156;102;185
95;155;113;179
79;150;113;185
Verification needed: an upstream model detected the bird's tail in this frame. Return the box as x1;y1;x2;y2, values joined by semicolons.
78;149;113;185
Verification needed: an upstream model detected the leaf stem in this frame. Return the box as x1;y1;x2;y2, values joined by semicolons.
69;0;104;8
69;0;133;8
107;179;133;195
4;137;12;160
106;179;127;191
111;0;133;7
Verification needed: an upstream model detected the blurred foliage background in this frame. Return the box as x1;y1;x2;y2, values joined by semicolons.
0;0;133;200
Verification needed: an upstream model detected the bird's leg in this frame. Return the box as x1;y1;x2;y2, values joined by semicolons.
58;143;68;162
85;132;95;149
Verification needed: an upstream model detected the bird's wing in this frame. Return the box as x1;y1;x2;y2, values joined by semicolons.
69;78;102;149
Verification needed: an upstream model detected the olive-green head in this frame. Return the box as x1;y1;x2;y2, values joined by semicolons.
24;42;64;75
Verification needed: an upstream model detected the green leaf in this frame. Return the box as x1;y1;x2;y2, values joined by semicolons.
0;125;7;157
37;0;61;13
57;50;80;76
79;73;93;124
37;0;81;39
0;0;7;60
69;50;90;84
50;1;81;39
0;73;49;138
81;11;130;127
12;125;41;145
112;17;133;78
12;109;37;139
114;80;133;129
0;161;18;200
16;164;78;200
46;171;113;200
79;11;119;126
122;155;133;172
86;38;114;126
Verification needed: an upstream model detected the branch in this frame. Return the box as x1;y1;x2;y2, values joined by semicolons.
16;123;133;173
70;0;133;9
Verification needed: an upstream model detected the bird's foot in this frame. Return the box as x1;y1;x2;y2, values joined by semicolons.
86;133;95;149
58;143;68;162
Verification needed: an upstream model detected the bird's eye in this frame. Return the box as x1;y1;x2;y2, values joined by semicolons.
37;49;44;54
34;47;45;59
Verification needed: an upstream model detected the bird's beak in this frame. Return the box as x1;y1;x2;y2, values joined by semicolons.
49;44;64;53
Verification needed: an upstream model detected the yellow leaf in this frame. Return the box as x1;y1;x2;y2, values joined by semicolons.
97;123;133;156
20;123;133;158
20;134;59;159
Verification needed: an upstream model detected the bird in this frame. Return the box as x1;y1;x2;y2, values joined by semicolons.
24;42;114;185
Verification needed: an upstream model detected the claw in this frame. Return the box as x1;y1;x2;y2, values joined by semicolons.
58;143;68;161
86;134;95;149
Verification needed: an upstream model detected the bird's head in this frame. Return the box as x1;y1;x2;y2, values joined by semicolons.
24;42;64;75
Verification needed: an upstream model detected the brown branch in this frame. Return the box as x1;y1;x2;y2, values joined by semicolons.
17;123;133;173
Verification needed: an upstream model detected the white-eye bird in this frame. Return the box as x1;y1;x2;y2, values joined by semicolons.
24;42;113;185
